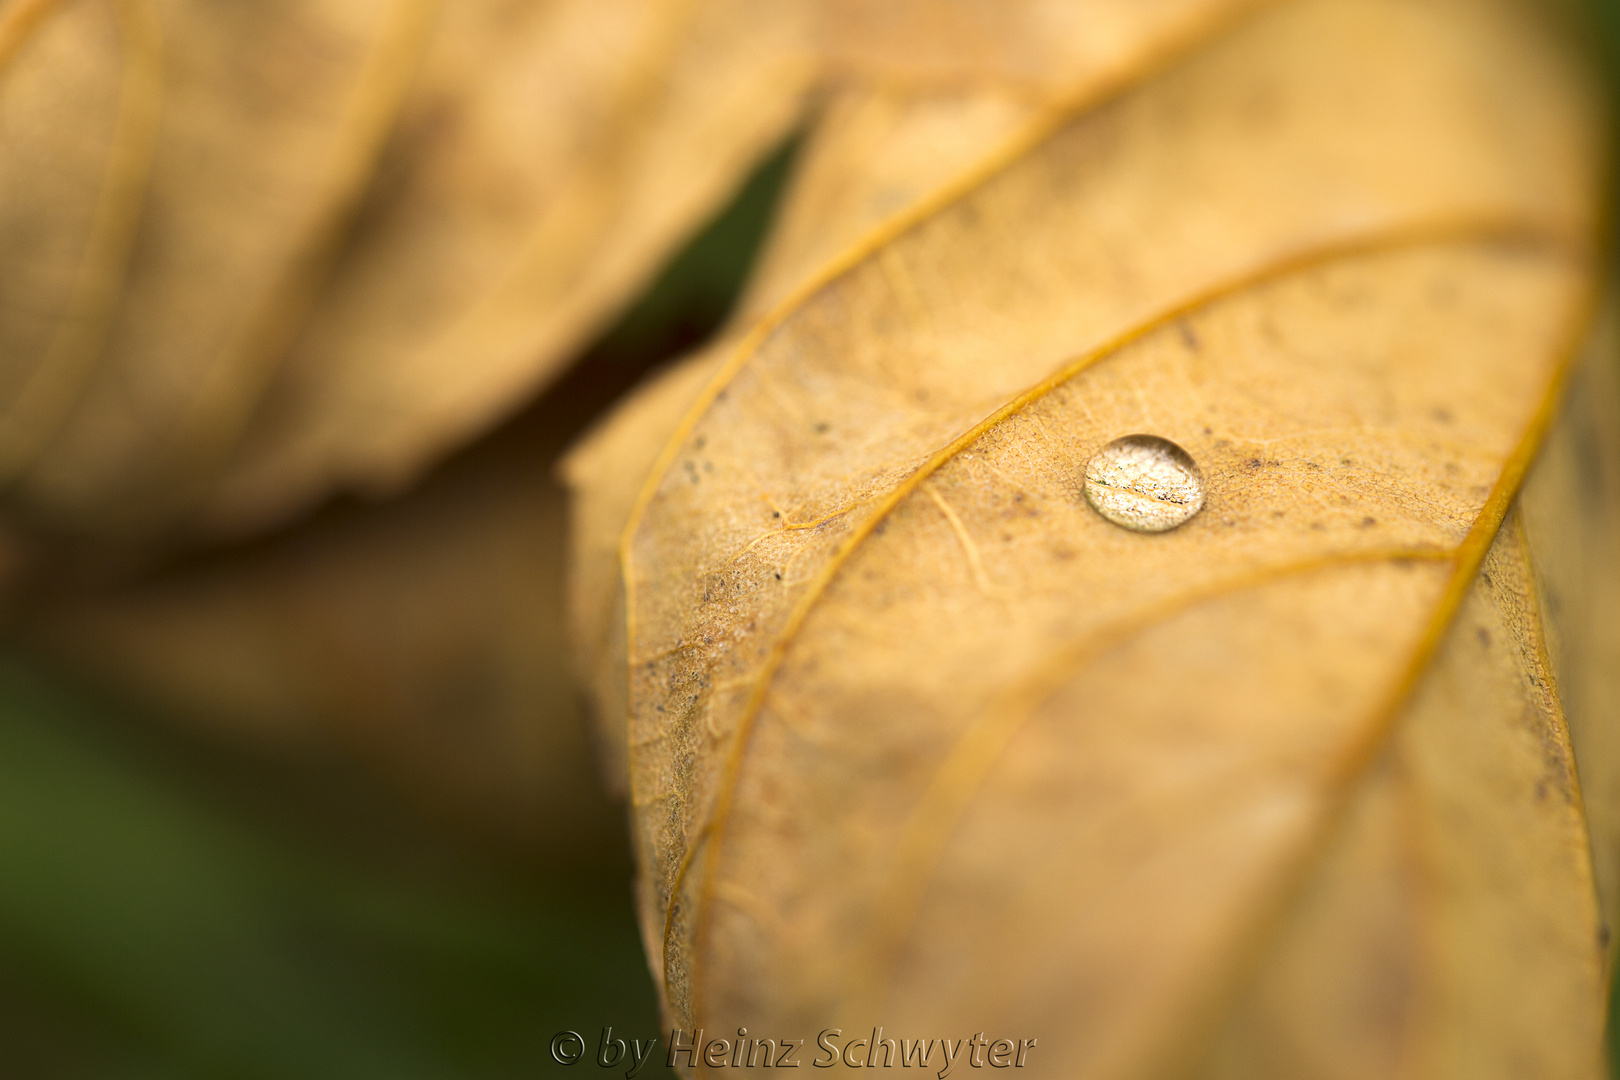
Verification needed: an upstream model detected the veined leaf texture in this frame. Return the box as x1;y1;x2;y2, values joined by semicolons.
565;0;1620;1076
2;0;1616;1072
0;0;814;541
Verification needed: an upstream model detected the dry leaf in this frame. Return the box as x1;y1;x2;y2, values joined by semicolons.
817;0;1259;95
0;0;1282;812
0;0;813;544
565;0;1613;1073
0;0;1295;548
0;0;823;829
200;0;817;537
0;0;431;538
14;394;604;843
1520;311;1620;982
738;0;1266;322
572;0;1281;756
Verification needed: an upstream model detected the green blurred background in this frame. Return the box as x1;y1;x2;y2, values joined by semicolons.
3;4;1620;1076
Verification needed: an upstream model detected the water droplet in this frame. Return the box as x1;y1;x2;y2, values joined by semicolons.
1083;435;1205;533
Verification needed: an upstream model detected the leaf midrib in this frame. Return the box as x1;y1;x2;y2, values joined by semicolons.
651;214;1581;1029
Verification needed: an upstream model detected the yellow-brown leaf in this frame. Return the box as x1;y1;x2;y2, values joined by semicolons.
565;0;1612;1073
0;0;814;543
11;0;1286;802
17;409;601;842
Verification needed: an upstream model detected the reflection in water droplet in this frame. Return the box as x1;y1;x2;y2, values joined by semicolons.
1083;435;1205;533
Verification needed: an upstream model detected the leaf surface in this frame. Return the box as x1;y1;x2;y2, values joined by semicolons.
15;0;1283;801
565;0;1611;1073
0;0;1287;545
0;0;427;535
0;0;814;542
200;0;818;537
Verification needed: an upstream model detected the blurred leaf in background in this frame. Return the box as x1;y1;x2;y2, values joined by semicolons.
0;17;799;1069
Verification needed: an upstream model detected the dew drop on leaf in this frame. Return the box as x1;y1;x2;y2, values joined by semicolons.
1083;434;1206;533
